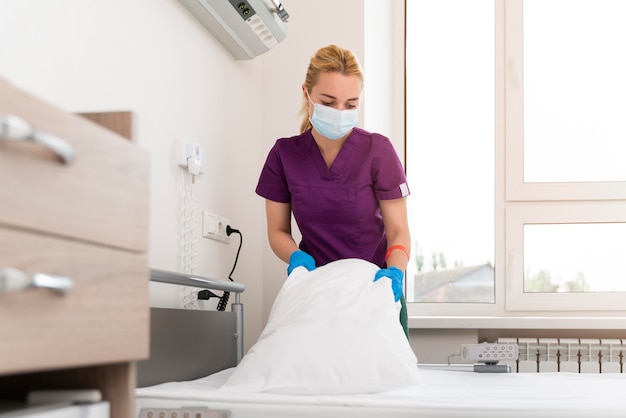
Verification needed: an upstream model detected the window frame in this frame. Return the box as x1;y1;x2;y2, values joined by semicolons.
405;0;626;323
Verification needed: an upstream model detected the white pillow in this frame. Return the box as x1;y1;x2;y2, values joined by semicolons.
220;258;421;395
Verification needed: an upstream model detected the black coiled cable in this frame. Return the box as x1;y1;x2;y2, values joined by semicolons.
216;226;242;311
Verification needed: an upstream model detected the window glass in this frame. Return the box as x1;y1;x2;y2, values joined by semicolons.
524;223;626;293
406;0;494;303
524;0;626;183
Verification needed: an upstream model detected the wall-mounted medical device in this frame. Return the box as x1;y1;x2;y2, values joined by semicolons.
177;138;205;176
177;0;289;60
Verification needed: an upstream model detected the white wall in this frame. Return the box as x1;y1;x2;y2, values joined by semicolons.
1;0;264;352
364;0;406;162
0;0;405;353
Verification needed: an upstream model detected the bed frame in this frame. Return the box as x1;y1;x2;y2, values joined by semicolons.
136;269;245;387
134;269;626;418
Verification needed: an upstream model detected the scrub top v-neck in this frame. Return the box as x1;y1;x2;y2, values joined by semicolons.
256;127;410;268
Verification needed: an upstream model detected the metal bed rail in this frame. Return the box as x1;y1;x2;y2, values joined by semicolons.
150;269;246;363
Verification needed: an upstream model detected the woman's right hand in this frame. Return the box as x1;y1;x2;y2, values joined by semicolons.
287;250;316;275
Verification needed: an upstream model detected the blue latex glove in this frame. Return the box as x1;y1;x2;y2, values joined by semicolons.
287;250;316;275
373;267;404;302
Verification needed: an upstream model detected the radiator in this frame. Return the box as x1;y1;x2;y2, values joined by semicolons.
497;337;624;373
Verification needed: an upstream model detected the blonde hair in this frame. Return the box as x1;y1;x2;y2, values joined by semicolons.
299;45;364;133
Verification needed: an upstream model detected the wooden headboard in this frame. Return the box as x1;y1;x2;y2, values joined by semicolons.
136;270;245;388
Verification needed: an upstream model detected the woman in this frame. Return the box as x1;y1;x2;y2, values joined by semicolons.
255;45;411;332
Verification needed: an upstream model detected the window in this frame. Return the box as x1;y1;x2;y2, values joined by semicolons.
521;0;626;185
523;224;626;293
405;0;626;317
406;0;495;305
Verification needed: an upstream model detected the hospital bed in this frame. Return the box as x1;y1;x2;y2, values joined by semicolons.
136;260;626;418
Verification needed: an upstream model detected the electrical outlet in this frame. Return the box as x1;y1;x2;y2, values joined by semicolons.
202;211;230;243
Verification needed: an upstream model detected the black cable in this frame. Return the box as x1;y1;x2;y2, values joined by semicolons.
216;225;242;311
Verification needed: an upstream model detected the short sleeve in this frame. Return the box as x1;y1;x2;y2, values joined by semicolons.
372;136;411;200
255;140;291;203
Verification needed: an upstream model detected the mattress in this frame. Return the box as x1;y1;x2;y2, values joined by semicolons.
136;367;626;418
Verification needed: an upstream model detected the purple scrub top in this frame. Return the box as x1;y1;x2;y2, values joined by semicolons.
256;127;410;268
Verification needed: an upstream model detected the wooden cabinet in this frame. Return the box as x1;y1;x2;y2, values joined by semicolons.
0;77;150;418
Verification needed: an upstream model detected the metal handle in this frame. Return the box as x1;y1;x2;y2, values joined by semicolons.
150;268;245;293
0;114;75;164
0;267;74;295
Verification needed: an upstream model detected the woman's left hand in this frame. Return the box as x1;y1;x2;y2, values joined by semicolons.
373;267;404;302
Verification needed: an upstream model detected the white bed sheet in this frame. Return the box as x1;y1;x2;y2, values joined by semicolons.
136;367;626;418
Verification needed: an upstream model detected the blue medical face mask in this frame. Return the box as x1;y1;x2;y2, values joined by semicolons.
307;92;359;140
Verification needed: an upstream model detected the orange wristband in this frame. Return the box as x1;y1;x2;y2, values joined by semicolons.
385;245;410;262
